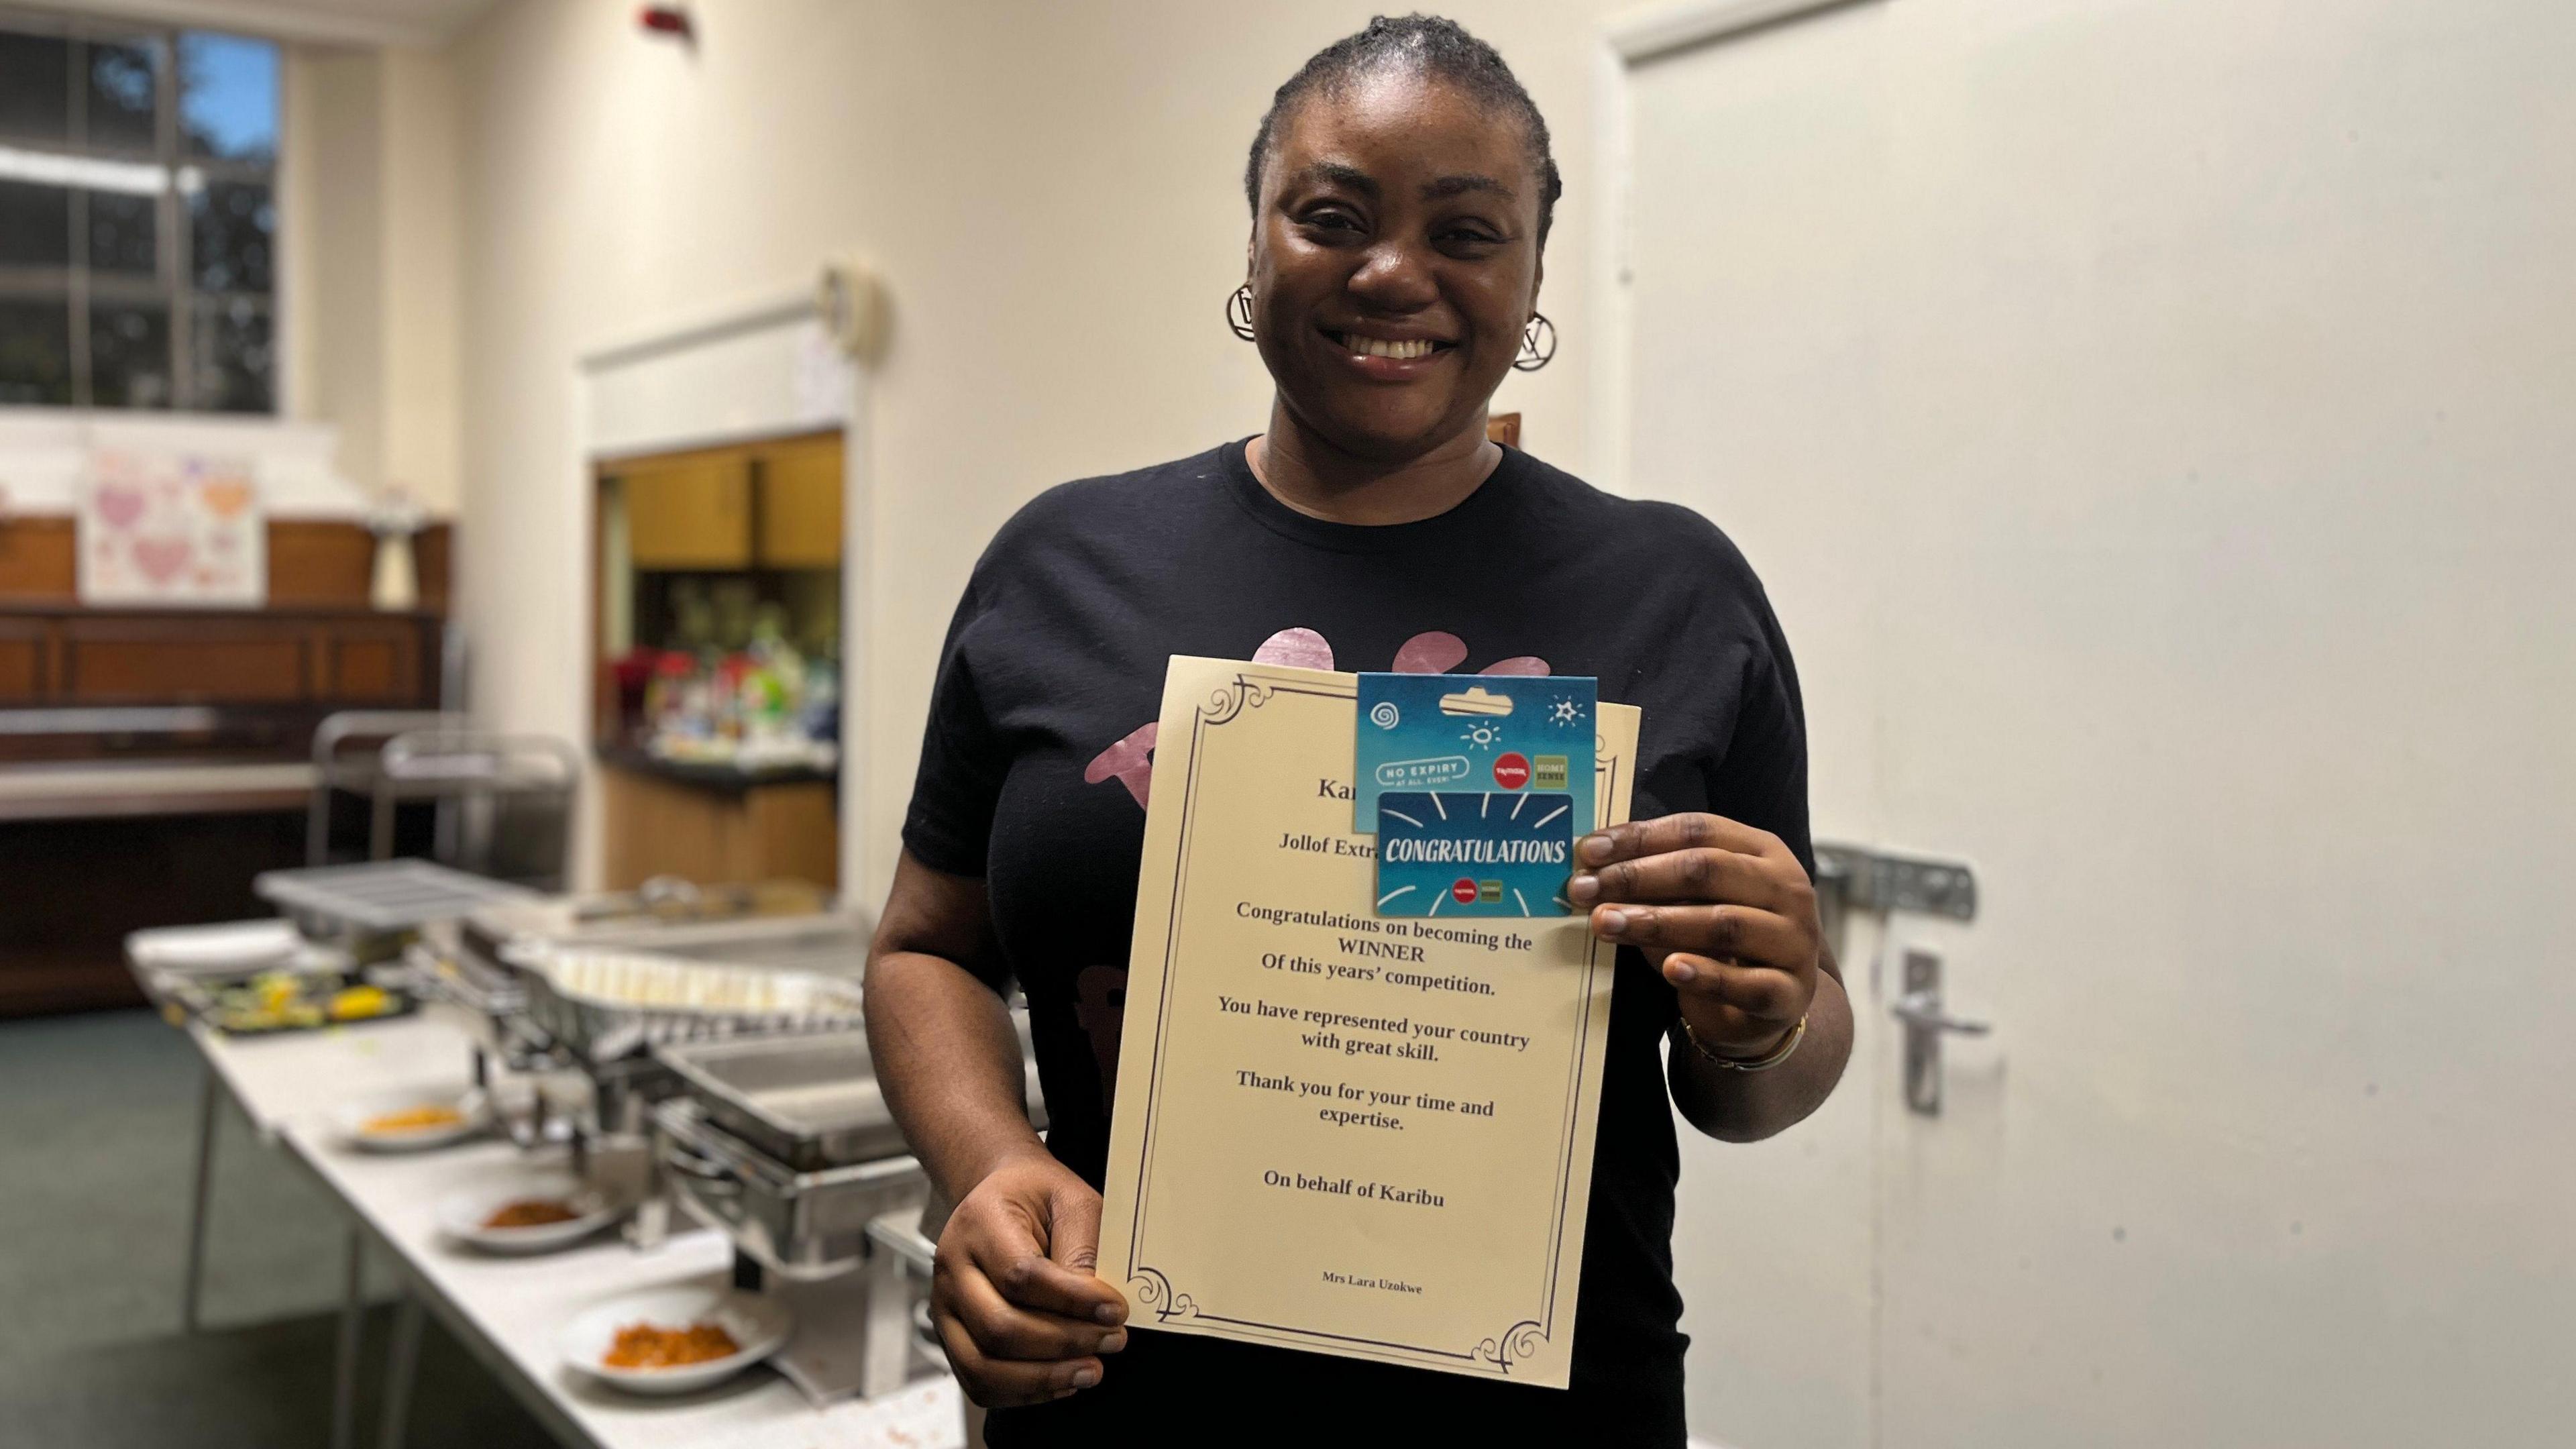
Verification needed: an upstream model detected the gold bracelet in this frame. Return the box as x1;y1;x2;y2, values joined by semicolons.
1681;1014;1807;1073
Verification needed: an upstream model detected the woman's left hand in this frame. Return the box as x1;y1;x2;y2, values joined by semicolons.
1567;814;1823;1060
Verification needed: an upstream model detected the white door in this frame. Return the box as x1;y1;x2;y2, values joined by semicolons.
1614;3;2576;1446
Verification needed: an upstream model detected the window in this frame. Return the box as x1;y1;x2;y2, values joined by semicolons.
0;13;278;413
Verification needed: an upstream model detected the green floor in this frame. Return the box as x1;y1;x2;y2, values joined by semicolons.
0;1008;554;1447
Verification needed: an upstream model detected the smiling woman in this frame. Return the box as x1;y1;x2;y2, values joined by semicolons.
865;13;1851;1449
1240;17;1557;511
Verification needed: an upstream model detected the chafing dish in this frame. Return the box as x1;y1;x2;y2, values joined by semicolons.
410;888;877;1218
646;1021;1043;1403
652;1097;945;1403
436;885;863;1082
649;1035;933;1405
653;1094;926;1279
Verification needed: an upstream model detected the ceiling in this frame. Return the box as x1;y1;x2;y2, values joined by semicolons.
48;0;506;47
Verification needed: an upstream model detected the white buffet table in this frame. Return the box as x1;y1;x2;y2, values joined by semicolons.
179;997;963;1449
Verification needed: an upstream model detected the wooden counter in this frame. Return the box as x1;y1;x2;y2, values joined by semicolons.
596;750;839;892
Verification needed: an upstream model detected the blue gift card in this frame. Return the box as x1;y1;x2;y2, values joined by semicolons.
1374;791;1576;918
1354;673;1595;837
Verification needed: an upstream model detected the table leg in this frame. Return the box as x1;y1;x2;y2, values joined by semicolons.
331;1228;365;1449
181;1061;219;1333
377;1292;422;1449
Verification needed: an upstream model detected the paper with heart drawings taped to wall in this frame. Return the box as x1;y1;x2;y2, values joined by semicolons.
1097;655;1638;1388
78;449;266;606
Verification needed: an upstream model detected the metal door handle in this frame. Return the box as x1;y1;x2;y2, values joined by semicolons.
1890;991;1990;1037
1892;949;1988;1116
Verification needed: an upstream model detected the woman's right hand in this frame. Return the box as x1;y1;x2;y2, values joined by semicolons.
930;1150;1131;1407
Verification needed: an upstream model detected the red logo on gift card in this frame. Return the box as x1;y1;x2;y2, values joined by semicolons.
1493;753;1530;789
1450;877;1479;905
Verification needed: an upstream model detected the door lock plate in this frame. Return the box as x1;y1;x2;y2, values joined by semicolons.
1815;845;1978;920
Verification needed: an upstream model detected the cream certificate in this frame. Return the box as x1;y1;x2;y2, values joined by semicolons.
1098;656;1640;1388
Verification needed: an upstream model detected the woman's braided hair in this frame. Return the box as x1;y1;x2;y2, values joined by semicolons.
1244;13;1563;250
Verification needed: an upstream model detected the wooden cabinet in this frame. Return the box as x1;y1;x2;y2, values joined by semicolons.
0;608;440;713
60;619;309;702
266;521;378;605
598;759;839;891
0;517;77;600
755;437;844;568
0;621;45;700
621;454;755;569
323;622;423;701
606;434;842;572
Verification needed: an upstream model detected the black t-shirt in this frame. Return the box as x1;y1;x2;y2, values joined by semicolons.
903;439;1812;1447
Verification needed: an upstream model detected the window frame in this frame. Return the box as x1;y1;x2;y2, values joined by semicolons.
0;5;280;414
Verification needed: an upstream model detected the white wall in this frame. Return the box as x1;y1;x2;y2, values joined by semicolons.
278;41;463;515
285;47;386;495
1621;2;2576;1444
379;46;464;515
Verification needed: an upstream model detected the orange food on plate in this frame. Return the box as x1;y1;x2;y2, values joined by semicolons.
603;1320;741;1369
362;1105;464;1134
483;1197;582;1230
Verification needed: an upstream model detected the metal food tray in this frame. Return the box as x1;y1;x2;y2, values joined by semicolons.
655;1031;906;1173
657;1015;1043;1173
507;943;867;1063
256;860;542;939
653;1096;930;1281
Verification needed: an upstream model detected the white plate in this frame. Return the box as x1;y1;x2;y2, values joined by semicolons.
127;919;303;971
333;1087;488;1152
557;1286;792;1395
436;1173;629;1254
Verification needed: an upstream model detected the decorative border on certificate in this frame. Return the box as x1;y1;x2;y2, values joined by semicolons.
1110;665;1631;1380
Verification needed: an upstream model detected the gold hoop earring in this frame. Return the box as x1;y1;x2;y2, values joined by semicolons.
1226;284;1257;341
1513;313;1556;372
